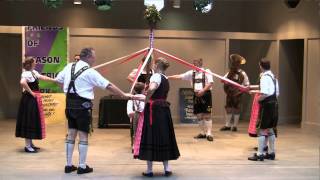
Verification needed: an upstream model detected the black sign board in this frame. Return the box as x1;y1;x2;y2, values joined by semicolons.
179;88;198;124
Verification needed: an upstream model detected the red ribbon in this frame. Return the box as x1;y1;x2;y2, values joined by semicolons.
119;49;148;65
153;48;249;92
132;63;143;85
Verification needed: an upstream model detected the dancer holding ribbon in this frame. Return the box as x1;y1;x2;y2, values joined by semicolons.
168;58;214;141
55;47;136;174
136;57;180;177
248;58;279;161
16;57;56;153
127;82;145;151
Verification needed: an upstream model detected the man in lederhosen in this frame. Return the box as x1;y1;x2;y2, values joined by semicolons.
220;54;250;132
168;58;214;141
248;58;279;161
56;47;134;174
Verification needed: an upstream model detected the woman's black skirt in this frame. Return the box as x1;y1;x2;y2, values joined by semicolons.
15;92;42;139
138;101;180;162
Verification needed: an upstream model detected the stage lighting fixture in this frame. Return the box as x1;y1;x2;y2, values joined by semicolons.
74;0;82;5
173;0;181;9
284;0;300;9
94;0;112;11
144;0;164;11
194;0;214;13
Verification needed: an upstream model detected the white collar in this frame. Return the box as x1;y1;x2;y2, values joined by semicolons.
262;70;272;75
194;67;205;72
78;60;91;67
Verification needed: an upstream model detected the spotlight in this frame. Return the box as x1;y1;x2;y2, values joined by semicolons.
94;0;112;11
194;0;214;13
144;0;164;11
73;0;81;5
173;0;181;9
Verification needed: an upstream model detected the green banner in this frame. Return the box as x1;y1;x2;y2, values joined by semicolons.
24;26;68;93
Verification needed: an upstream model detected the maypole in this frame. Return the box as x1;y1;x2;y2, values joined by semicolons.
130;5;162;93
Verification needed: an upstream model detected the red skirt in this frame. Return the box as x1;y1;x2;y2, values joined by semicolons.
133;112;144;157
248;93;260;137
35;92;46;139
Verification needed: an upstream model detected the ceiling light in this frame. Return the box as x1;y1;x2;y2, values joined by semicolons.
173;0;180;8
74;0;82;5
144;0;164;11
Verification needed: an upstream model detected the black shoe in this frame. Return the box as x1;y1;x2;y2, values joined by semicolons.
142;172;153;177
31;145;40;150
248;153;264;161
65;165;77;173
264;152;275;160
24;147;37;153
220;126;231;131
77;165;93;174
164;171;172;177
231;127;238;132
206;135;213;141
194;134;206;139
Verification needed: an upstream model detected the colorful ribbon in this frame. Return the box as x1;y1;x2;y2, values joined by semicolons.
93;47;148;70
154;48;249;92
130;48;154;93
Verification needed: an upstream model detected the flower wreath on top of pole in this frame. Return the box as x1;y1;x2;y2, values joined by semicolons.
128;5;163;93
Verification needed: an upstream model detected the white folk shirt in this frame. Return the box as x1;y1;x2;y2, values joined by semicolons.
150;73;167;87
55;60;110;100
179;69;214;92
21;70;41;83
126;94;146;116
260;70;279;97
21;70;41;92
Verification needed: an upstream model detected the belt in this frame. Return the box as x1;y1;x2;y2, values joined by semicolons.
66;94;92;110
149;98;166;126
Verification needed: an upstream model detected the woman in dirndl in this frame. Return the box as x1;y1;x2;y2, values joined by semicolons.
135;57;180;177
15;57;56;153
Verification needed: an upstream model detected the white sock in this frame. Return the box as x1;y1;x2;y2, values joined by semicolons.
25;139;32;148
78;141;88;169
268;135;276;154
163;161;170;172
225;114;232;127
264;137;268;149
199;120;206;135
257;136;266;156
205;120;213;136
25;139;35;151
147;161;153;173
65;139;75;166
233;114;240;127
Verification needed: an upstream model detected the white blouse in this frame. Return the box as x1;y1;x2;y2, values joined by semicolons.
21;70;41;82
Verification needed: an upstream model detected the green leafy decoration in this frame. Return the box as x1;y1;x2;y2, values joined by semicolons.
144;5;162;29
